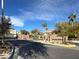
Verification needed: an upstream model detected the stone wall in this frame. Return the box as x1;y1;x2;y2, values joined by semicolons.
18;34;31;40
38;33;68;44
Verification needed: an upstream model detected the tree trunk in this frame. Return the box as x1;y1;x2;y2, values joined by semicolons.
62;36;67;44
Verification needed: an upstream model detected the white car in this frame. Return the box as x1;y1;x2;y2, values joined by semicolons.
4;34;17;39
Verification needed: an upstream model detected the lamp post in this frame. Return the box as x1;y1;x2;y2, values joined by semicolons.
1;0;4;23
1;0;4;43
0;0;13;56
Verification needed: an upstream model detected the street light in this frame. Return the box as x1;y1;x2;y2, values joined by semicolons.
1;0;4;23
1;0;4;42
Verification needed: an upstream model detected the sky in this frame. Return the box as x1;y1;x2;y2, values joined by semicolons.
0;0;79;32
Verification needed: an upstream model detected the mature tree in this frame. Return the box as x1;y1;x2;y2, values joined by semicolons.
56;12;79;43
42;22;48;31
31;29;41;35
56;22;72;36
68;12;77;26
67;11;77;38
56;21;79;41
20;30;29;35
31;29;41;39
56;22;67;43
0;17;11;36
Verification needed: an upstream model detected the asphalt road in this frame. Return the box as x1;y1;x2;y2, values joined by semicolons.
4;40;79;59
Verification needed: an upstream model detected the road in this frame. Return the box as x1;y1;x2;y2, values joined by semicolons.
5;40;79;59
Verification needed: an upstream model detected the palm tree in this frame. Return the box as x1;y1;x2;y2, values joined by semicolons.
68;11;77;26
42;22;48;31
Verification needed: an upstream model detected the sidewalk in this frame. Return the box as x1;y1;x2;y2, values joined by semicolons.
32;40;76;48
69;40;79;43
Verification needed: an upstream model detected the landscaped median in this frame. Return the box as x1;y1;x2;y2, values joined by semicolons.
52;43;76;48
32;40;77;48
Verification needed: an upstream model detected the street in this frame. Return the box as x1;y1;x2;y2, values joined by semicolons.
4;40;79;59
0;0;79;59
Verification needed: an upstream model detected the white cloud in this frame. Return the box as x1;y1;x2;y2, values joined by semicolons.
10;16;24;27
12;0;79;21
19;10;68;21
18;9;54;21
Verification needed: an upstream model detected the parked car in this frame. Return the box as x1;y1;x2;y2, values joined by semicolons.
4;34;17;39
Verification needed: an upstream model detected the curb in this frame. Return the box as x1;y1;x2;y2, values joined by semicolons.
32;40;77;48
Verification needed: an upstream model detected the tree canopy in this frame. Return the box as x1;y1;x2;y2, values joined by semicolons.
0;17;11;35
31;29;40;35
56;22;79;38
20;30;29;35
56;12;79;39
68;12;77;22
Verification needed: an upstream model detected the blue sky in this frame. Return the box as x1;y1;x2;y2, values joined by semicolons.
0;0;79;32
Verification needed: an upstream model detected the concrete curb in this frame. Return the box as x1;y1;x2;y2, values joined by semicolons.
32;40;76;48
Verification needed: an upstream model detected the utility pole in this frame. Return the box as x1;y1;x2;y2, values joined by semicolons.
1;0;4;23
1;0;4;43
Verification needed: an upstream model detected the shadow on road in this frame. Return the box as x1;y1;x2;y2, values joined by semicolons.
18;42;49;59
7;40;49;59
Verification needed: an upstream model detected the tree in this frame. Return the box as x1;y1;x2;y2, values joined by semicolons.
67;11;78;38
31;29;40;39
56;21;79;42
56;22;68;43
31;29;40;34
68;11;77;26
0;17;12;53
56;12;78;43
56;22;72;36
42;22;48;31
0;17;11;37
20;30;29;35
